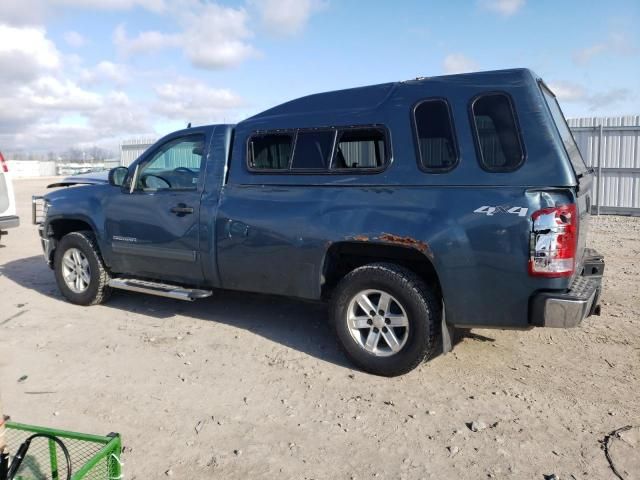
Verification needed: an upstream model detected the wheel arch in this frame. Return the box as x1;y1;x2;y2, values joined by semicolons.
46;216;102;264
321;240;443;301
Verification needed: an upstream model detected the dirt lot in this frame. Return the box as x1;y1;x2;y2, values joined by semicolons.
1;177;639;479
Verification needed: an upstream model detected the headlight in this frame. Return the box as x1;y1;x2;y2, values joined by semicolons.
32;196;49;225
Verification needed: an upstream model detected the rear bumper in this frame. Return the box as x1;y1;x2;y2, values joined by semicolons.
0;215;20;230
530;250;604;328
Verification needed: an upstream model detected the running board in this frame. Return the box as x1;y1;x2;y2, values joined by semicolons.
108;278;212;301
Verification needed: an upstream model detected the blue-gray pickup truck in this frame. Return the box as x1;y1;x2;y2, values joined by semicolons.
33;69;604;376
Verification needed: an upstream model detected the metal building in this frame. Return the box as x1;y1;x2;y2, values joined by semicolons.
120;138;156;168
567;116;640;216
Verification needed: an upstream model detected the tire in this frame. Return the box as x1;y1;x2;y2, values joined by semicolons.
331;262;440;377
54;231;112;306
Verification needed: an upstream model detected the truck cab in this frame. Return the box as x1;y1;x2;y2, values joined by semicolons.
34;68;604;376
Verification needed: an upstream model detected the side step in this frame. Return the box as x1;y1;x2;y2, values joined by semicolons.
108;278;212;301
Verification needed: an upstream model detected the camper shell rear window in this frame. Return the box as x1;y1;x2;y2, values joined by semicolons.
539;82;589;176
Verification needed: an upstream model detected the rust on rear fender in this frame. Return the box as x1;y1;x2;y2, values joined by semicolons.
378;233;431;257
347;232;432;258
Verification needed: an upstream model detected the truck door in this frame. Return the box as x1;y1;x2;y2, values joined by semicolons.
104;132;209;284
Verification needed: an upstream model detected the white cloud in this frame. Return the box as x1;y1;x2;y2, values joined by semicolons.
181;3;256;68
250;0;326;36
478;0;525;16
0;0;165;26
114;3;257;69
0;83;153;150
86;91;152;138
53;0;166;13
547;81;633;112
25;76;102;111
586;88;633;111
0;76;98;134
63;30;86;48
547;82;587;102
443;53;479;74
0;24;62;89
152;77;244;124
0;25;243;150
0;24;154;151
0;0;47;26
0;25;61;71
0;21;246;151
573;32;638;65
113;24;181;56
80;61;128;85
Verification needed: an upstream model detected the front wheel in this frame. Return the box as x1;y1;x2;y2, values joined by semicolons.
331;263;440;376
54;231;112;305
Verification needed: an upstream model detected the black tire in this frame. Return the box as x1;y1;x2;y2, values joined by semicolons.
54;231;112;305
331;262;440;376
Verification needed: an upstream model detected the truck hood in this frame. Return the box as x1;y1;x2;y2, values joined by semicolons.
48;170;110;188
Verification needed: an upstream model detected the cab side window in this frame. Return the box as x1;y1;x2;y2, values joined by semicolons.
136;135;205;191
471;93;524;171
413;99;458;171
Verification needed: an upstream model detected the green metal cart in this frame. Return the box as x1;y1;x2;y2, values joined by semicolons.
3;422;121;480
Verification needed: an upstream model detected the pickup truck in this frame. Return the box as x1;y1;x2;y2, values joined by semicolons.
33;68;605;376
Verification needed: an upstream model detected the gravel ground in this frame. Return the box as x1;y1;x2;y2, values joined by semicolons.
1;178;639;479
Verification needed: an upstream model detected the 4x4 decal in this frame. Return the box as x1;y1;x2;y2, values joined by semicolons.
473;206;529;217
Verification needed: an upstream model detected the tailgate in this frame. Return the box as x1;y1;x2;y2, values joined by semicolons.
539;81;595;274
574;172;594;272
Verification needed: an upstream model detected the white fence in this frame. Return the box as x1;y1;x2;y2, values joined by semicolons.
7;160;57;177
7;160;120;178
568;116;640;216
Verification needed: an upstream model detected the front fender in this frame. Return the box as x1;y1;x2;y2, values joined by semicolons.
44;185;112;263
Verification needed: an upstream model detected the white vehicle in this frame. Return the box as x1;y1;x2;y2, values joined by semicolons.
0;151;19;241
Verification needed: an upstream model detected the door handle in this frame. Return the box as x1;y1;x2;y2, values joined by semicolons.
170;204;194;214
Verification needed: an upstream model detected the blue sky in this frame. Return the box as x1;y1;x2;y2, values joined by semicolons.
0;0;638;152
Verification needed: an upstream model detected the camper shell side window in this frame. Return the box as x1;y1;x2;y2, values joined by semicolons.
412;98;459;173
247;132;294;171
470;92;525;172
246;125;391;174
331;127;389;171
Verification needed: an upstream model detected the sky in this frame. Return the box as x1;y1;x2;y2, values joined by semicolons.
0;0;638;153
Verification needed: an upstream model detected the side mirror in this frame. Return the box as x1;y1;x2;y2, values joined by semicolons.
108;166;128;187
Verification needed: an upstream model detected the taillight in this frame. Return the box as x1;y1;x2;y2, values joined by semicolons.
529;204;578;277
0;152;7;173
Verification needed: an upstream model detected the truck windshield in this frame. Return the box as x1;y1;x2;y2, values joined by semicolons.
540;82;589;176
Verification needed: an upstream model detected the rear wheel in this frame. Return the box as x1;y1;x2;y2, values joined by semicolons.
54;231;111;305
331;262;440;376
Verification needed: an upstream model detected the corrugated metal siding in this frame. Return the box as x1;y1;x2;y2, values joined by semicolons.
121;138;203;169
568;116;640;215
120;138;156;167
